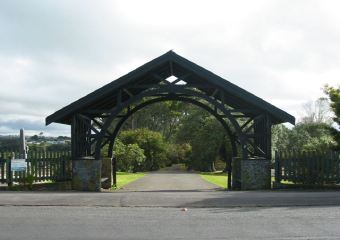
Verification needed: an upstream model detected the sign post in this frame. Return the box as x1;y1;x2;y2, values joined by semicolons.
7;129;29;186
11;158;27;171
19;128;27;159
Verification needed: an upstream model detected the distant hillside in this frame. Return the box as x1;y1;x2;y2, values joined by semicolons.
0;135;71;152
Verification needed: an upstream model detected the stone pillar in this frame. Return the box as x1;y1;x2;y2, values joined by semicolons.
72;157;101;191
101;157;112;189
232;157;271;190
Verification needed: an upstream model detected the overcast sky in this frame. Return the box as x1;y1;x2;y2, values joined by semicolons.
0;0;339;136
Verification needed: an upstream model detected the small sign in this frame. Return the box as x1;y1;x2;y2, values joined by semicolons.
11;159;27;171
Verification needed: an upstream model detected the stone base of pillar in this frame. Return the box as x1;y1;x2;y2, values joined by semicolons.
101;157;112;189
72;157;101;192
232;158;271;190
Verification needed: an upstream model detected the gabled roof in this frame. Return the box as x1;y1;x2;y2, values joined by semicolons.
46;51;295;125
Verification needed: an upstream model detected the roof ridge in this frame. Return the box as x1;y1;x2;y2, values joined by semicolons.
46;51;295;125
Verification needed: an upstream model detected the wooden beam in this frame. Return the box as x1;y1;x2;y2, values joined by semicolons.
211;89;219;98
231;114;246;118
123;88;134;97
170;73;191;85
84;109;112;114
220;91;225;105
152;74;170;85
243;122;254;134
230;109;256;114
130;84;215;89
240;118;253;130
244;137;266;156
171;78;182;85
170;61;174;76
117;90;122;106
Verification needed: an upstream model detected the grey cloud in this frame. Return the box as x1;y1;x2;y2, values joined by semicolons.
0;118;44;131
0;1;160;67
0;117;69;136
0;0;339;135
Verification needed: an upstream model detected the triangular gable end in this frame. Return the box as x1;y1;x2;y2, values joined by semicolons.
46;51;295;125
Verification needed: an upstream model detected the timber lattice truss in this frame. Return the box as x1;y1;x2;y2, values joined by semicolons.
46;51;295;161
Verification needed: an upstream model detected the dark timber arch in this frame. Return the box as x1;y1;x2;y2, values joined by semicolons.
106;96;238;159
46;51;295;191
105;96;238;190
94;87;244;160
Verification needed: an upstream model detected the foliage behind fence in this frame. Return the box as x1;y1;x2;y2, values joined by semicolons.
0;151;72;185
275;150;340;185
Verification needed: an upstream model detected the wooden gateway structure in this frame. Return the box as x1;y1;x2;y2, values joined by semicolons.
46;51;295;191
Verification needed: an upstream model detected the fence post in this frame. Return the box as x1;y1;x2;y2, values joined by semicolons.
61;159;65;180
274;151;281;184
335;151;340;182
6;157;12;187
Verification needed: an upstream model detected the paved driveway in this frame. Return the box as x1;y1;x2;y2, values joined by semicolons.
118;165;220;192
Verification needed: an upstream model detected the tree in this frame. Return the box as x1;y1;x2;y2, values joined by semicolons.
111;101;233;172
119;128;169;170
324;85;340;150
292;122;334;151
272;94;336;153
0;136;20;151
121;101;191;141
272;124;291;152
176;107;230;171
113;139;146;172
166;143;192;164
46;143;71;151
30;135;39;141
272;122;334;153
300;98;332;124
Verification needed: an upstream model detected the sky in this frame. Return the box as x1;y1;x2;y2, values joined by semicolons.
0;0;339;136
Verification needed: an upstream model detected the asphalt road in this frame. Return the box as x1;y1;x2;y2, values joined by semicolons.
0;206;340;240
1;191;340;208
1;167;340;239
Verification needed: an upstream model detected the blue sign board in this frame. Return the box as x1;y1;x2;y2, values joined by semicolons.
11;159;27;171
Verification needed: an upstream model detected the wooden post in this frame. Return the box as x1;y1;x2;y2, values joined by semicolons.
6;158;12;187
335;151;339;183
274;151;281;184
71;114;91;159
0;152;5;183
227;167;232;190
112;157;117;186
254;115;271;159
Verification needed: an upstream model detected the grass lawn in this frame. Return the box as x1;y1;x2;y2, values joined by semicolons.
111;172;146;190
200;172;228;189
200;174;292;190
271;176;294;184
